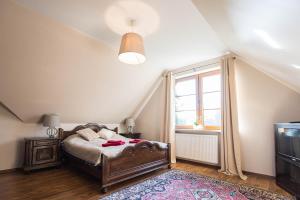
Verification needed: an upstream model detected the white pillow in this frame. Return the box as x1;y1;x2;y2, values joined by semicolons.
97;128;116;140
76;128;99;141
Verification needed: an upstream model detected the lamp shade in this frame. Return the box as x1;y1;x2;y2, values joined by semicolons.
43;114;60;128
126;118;135;127
118;32;146;65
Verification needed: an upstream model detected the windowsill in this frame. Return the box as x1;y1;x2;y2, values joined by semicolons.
175;129;221;135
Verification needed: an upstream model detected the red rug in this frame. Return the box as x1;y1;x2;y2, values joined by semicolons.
101;170;293;200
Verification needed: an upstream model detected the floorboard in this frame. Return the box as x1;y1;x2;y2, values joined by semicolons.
0;161;291;200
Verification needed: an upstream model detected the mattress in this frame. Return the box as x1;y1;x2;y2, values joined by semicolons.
62;133;167;166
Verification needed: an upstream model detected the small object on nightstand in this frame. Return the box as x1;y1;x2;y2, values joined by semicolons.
120;133;141;139
23;137;61;172
125;118;135;133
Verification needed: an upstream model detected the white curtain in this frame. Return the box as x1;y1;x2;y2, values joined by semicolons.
160;71;176;163
219;56;247;180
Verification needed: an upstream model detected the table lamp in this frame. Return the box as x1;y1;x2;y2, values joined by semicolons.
43;114;60;138
126;118;135;134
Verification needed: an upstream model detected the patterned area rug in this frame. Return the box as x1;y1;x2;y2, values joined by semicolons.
101;170;294;200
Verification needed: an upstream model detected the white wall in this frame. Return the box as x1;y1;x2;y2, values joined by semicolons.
235;59;300;176
0;104;122;171
135;81;165;141
0;105;43;170
136;58;300;176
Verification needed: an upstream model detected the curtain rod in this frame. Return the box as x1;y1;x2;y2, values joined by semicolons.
173;61;220;75
172;55;236;76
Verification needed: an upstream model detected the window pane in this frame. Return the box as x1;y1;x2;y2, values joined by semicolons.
203;92;221;109
203;109;221;126
175;95;196;111
175;79;196;96
176;111;196;125
203;74;221;92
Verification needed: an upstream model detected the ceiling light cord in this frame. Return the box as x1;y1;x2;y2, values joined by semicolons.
129;19;135;33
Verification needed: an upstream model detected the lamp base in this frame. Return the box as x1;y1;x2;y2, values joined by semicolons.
127;126;134;134
46;127;58;138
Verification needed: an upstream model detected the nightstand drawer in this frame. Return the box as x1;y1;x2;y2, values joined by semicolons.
33;140;58;147
32;145;57;165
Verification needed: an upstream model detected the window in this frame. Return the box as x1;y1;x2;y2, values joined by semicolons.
175;70;221;130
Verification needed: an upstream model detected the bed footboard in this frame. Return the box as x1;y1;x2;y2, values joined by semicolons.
101;141;170;192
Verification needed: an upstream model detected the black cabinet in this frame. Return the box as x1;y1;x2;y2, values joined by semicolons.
275;123;300;199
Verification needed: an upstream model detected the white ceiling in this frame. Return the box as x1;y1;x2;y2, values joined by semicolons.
192;0;300;93
1;0;226;123
6;0;300;123
14;0;227;70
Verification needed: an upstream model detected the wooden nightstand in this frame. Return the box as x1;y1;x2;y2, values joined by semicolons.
119;133;141;139
24;137;61;172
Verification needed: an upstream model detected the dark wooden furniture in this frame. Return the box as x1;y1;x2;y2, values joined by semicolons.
24;137;61;172
275;123;300;199
59;123;170;193
120;132;141;139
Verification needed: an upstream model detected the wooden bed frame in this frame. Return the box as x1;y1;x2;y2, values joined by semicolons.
58;123;171;193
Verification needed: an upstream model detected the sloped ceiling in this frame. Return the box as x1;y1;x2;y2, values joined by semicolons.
14;0;226;68
192;0;300;93
0;0;226;123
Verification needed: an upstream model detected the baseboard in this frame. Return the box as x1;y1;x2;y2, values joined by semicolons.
0;168;21;174
176;158;219;169
243;170;275;178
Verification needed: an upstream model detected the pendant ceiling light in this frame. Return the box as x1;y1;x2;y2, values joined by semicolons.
118;20;146;65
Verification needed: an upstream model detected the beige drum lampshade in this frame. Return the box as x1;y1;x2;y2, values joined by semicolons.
126;118;135;127
43;114;60;128
118;32;146;65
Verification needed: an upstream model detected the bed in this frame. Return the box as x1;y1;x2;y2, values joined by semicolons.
58;123;171;193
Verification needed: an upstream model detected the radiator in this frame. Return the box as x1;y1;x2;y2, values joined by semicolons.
175;133;219;165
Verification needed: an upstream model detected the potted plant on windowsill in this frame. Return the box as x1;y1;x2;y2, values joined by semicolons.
193;121;203;130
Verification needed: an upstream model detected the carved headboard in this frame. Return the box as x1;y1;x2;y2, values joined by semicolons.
58;123;118;140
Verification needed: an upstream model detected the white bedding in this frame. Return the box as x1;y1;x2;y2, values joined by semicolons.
63;133;167;165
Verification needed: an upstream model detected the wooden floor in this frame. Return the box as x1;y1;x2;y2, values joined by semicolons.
0;161;290;200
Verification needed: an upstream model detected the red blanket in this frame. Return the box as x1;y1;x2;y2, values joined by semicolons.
102;141;125;147
129;139;144;144
107;140;123;143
